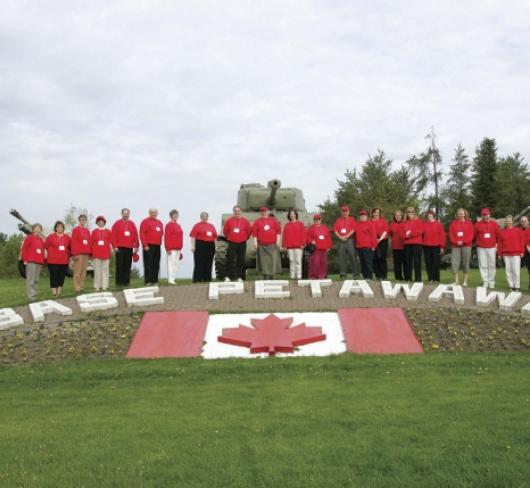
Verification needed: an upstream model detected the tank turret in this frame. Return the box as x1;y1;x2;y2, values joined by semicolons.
9;209;33;235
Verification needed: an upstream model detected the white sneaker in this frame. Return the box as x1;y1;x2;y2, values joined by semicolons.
225;277;231;282
237;278;243;282
168;280;176;285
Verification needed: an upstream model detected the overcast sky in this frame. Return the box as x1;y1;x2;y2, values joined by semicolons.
2;0;530;277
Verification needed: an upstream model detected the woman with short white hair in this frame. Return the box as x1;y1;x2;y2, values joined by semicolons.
498;215;525;291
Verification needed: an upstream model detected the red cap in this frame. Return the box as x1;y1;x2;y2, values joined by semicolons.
340;205;349;212
96;215;106;224
132;252;140;263
313;214;322;221
481;208;490;215
359;209;368;216
260;206;268;212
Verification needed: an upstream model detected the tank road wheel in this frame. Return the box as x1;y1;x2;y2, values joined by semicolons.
215;239;229;281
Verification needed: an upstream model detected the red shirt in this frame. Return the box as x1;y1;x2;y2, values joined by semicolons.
307;224;332;251
422;220;446;248
44;233;71;265
523;227;530;249
90;228;112;259
21;234;45;264
388;221;404;250
164;221;184;251
401;219;424;245
252;217;281;246
474;220;500;248
371;218;389;239
282;221;306;248
498;227;525;256
223;216;251;243
355;220;377;249
111;219;139;249
333;216;356;238
449;219;474;247
140;218;164;247
190;222;217;242
71;225;91;256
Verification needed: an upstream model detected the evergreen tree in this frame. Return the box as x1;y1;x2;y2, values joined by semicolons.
470;137;498;215
494;152;530;217
440;144;472;224
406;147;442;215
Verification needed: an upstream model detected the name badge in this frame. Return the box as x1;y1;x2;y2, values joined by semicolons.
341;228;347;234
124;231;131;237
484;233;491;239
457;231;463;237
82;239;88;245
206;231;212;237
98;240;104;246
36;249;42;254
234;228;240;233
264;225;270;231
59;245;65;251
318;235;325;240
156;227;161;232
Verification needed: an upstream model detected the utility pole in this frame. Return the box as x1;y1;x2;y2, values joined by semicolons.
426;126;439;218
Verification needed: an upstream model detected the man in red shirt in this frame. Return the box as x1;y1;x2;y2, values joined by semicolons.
71;214;91;292
111;208;139;286
140;208;164;285
252;206;282;279
333;205;359;279
223;205;251;282
474;208;500;289
307;214;332;279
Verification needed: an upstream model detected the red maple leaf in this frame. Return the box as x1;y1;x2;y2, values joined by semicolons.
217;314;326;356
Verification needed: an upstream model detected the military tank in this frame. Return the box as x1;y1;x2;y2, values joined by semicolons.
215;180;313;279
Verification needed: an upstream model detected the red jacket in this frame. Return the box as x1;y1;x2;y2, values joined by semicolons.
388;222;404;250
223;216;251;243
140;218;164;247
111;219;139;249
21;234;45;264
355;221;377;249
474;220;500;248
164;222;184;251
90;228;112;259
449;219;474;247
44;233;71;265
422;220;446;248
252;217;281;246
333;216;356;238
71;225;91;256
371;218;389;239
190;222;217;242
307;224;332;251
401;218;424;245
498;227;525;256
282;221;306;248
523;227;530;250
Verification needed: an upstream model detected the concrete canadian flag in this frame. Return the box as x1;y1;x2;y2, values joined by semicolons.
126;308;423;359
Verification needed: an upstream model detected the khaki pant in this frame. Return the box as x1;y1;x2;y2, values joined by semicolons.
73;254;89;291
26;262;42;300
287;248;303;279
93;258;110;290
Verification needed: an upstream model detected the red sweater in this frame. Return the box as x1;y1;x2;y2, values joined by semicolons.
164;222;184;251
282;221;306;248
333;216;356;238
21;234;45;264
90;228;112;259
401;219;424;245
223;216;251;243
372;218;389;239
111;219;139;249
307;224;332;251
355;221;377;249
422;220;446;248
252;217;281;246
190;222;217;242
449;219;474;247
44;233;70;265
140;218;164;247
498;227;525;256
388;222;404;250
71;225;91;256
523;227;530;250
474;220;500;248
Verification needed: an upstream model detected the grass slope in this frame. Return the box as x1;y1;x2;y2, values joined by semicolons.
1;354;529;487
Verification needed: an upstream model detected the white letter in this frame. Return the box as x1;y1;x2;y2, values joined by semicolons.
428;284;465;305
0;308;24;330
77;292;119;312
381;281;423;301
298;279;332;298
255;280;290;299
521;300;530;317
476;287;521;312
208;281;245;300
123;286;164;307
29;300;73;322
339;280;374;299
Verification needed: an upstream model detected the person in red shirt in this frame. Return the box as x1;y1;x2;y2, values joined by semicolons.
190;211;217;282
71;214;91;292
401;207;424;282
19;223;45;301
165;209;184;285
140;208;164;285
520;216;530;290
422;210;446;282
223;205;251;282
90;216;112;291
355;209;377;280
306;214;332;279
388;210;405;281
111;208;139;286
474;207;501;289
371;207;389;280
252;206;282;280
281;209;306;279
333;205;359;279
44;220;71;296
449;208;474;286
498;215;525;291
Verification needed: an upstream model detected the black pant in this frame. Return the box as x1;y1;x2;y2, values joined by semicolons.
193;240;215;282
357;248;374;279
48;264;68;288
393;249;405;281
404;244;422;282
226;241;246;280
524;251;530;289
373;239;388;279
116;247;133;285
423;246;441;282
143;244;161;284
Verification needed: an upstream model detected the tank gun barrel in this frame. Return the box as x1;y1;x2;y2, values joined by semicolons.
266;179;281;208
10;209;31;226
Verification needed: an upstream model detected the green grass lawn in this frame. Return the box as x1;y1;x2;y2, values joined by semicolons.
0;354;529;487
